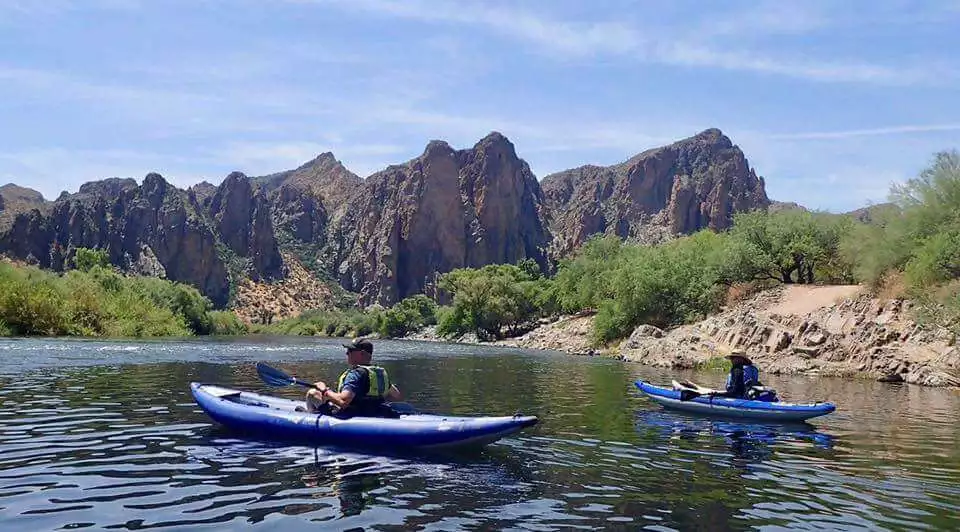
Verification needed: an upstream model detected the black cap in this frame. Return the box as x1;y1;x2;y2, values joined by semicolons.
342;338;373;355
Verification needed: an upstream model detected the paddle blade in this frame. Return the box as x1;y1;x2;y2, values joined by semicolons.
256;362;300;388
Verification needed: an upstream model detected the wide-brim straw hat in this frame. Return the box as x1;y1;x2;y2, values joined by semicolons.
725;349;752;364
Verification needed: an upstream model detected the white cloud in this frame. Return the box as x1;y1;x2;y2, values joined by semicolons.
693;1;830;38
650;43;935;85
770;124;960;140
0;0;140;15
308;0;957;86
311;0;641;55
0;65;223;114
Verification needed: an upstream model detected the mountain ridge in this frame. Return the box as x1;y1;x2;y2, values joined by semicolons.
0;129;846;316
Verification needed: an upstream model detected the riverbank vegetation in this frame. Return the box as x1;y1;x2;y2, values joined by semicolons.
261;150;960;345
255;294;437;339
4;151;957;345
430;150;960;344
0;249;247;337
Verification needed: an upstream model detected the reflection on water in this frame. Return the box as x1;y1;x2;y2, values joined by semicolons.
0;336;959;530
637;409;836;460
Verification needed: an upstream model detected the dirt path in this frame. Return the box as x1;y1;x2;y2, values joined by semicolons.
762;284;862;316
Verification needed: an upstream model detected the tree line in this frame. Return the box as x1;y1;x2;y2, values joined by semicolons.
0;248;246;337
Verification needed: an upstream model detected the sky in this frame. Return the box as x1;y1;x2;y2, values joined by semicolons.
0;0;958;211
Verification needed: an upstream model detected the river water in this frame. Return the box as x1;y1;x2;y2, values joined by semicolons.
1;336;958;531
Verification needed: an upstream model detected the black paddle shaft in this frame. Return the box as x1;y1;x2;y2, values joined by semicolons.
256;362;319;389
255;362;422;415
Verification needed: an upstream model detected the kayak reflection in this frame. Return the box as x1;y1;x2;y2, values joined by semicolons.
186;428;539;520
636;409;835;462
301;454;382;518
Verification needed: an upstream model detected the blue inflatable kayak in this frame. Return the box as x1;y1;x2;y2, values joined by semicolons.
635;380;835;422
190;383;538;449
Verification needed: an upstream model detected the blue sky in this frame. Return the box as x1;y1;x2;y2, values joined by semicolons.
1;0;958;211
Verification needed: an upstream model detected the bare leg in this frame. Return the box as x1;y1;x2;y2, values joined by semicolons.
305;390;327;413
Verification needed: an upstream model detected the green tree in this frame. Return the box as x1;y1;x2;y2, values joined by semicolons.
842;151;960;290
130;277;214;334
724;210;852;285
0;260;243;338
588;231;729;343
436;264;548;340
551;235;625;313
72;247;111;272
378;294;438;337
904;230;960;288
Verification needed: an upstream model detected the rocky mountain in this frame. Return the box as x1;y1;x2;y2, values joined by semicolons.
202;172;284;282
767;200;807;213
255;152;362;216
0;174;233;305
0;183;49;231
0;128;774;313
255;153;363;263
846;203;897;224
541;128;769;255
329;133;550;305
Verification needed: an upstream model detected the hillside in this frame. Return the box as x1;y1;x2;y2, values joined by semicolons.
0;129;774;317
541;128;769;256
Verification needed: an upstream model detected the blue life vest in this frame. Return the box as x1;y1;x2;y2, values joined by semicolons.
743;365;759;387
726;364;778;401
726;364;760;396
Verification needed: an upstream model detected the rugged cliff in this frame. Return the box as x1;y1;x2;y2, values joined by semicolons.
331;133;550;305
1;128;775;312
0;174;232;305
541;128;769;255
0;183;49;231
203;172;284;282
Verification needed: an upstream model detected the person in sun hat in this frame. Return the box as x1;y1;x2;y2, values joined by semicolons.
724;348;762;399
304;338;403;417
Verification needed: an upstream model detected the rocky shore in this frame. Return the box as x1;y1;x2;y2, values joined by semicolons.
412;285;960;387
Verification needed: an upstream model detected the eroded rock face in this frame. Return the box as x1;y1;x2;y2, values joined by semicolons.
0;173;232;305
1;129;776;313
255;152;362;220
541;128;769;255
0;183;49;232
618;286;960;387
206;172;284;281
0;208;54;266
131;174;232;305
257;152;361;275
331;133;550;305
273;184;328;245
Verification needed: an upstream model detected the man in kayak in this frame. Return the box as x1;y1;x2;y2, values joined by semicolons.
725;349;761;399
304;338;403;417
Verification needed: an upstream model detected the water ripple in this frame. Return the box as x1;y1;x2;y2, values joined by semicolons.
1;337;959;530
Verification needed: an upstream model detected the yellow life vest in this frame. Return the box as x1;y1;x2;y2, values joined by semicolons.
336;365;390;399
